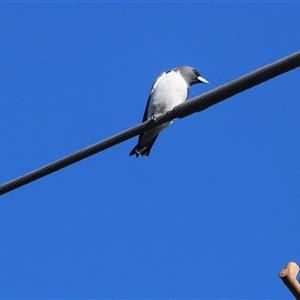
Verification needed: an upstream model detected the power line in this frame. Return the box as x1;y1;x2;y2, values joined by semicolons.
1;51;300;197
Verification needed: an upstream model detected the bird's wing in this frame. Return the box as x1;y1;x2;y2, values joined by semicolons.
136;72;166;150
141;71;166;122
185;87;190;101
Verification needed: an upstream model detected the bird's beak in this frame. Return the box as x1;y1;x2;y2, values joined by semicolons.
197;75;209;84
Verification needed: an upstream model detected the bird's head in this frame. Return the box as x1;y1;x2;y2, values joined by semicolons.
174;66;209;86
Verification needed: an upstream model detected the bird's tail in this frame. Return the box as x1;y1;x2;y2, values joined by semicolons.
129;136;158;158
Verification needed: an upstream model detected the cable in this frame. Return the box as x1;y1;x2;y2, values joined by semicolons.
174;50;300;119
1;51;300;196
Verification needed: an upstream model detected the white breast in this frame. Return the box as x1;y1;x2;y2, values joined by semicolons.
147;71;188;120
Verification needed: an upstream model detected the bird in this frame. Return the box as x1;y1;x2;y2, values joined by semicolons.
129;66;208;157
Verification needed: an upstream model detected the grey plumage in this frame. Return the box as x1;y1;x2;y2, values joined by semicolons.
129;66;208;157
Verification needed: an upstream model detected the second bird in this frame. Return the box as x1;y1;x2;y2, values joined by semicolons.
129;66;208;158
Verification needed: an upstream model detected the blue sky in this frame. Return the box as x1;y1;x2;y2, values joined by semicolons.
0;2;300;299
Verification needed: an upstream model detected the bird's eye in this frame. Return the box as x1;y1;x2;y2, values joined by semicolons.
193;69;199;75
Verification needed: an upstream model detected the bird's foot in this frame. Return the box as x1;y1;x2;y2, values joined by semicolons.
151;115;157;122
